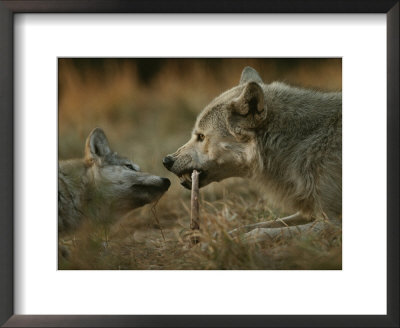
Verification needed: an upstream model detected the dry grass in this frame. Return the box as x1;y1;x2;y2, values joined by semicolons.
58;58;342;270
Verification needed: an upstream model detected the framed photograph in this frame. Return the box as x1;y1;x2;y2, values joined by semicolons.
0;1;398;327
57;57;343;272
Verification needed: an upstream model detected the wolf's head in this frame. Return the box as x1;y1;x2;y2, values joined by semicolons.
85;128;170;212
163;66;266;189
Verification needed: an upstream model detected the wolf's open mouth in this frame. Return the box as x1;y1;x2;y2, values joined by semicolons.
178;170;204;189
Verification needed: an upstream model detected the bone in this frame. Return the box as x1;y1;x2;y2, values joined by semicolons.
190;170;200;244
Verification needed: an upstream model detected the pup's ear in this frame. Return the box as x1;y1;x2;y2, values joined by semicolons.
239;66;263;85
227;82;266;140
85;127;111;162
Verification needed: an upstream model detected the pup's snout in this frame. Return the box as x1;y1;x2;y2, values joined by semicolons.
161;177;171;189
162;156;174;170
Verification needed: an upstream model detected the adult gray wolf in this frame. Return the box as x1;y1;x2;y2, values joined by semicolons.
163;66;341;242
59;127;171;234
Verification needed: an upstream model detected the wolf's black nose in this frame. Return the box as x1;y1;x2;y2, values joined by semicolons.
161;177;171;189
162;156;174;170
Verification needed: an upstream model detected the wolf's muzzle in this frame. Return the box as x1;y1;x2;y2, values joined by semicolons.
162;156;174;170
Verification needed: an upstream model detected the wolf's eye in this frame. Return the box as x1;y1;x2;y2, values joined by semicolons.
125;164;135;170
197;134;205;142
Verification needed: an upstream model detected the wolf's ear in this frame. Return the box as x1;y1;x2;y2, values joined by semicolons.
227;82;266;139
85;128;111;162
239;66;263;85
232;82;265;117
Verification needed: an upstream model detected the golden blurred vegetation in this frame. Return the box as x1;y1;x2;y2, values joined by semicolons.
58;58;342;270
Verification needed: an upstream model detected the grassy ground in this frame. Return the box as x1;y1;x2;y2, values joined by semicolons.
58;58;342;270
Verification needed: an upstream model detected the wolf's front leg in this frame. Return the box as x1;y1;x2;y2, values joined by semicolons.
228;212;312;237
239;220;334;243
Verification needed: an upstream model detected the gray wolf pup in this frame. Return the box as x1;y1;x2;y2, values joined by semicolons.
163;66;341;241
59;127;171;234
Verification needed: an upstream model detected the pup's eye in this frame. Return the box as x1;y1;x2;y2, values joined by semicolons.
125;164;135;170
197;134;205;142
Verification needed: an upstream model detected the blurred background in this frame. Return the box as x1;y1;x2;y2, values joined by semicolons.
58;58;342;270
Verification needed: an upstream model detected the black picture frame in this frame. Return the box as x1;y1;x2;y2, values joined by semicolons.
0;1;398;327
